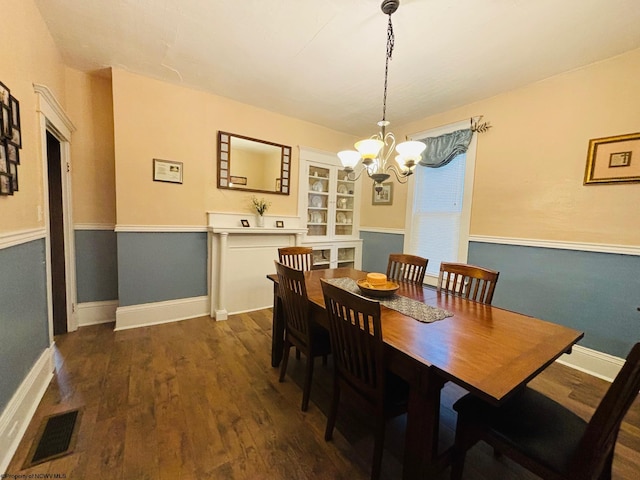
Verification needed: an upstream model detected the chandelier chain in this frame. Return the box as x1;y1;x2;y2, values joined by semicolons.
382;15;395;123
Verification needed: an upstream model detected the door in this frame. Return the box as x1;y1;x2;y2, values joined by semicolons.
47;130;67;335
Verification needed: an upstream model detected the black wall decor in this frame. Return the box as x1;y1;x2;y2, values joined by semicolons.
0;80;22;196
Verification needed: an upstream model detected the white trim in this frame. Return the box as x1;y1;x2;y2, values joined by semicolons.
34;83;79;337
33;84;76;134
114;296;209;331
0;228;46;250
115;224;208;233
469;235;640;256
0;347;54;474
76;300;118;327
557;344;624;383
359;227;405;235
74;223;116;231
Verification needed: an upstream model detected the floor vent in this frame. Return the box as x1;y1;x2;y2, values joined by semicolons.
24;409;81;467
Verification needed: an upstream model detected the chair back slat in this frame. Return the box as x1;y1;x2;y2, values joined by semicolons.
386;254;428;284
275;261;310;345
278;246;313;271
438;262;499;304
571;342;640;477
321;280;385;406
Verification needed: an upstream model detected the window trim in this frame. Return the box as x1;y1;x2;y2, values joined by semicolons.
403;119;478;286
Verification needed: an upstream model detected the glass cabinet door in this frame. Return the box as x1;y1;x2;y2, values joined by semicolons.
307;165;330;238
334;169;355;238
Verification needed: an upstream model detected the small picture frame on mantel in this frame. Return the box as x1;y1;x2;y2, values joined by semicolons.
241;219;250;227
275;220;284;228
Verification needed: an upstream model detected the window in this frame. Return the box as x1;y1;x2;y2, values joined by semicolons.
404;120;477;285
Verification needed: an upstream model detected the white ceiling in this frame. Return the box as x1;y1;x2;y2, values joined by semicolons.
35;0;640;137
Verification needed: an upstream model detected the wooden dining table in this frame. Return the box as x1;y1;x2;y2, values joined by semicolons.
267;267;584;479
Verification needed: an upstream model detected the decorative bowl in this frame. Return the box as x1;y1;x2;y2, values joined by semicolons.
356;279;399;298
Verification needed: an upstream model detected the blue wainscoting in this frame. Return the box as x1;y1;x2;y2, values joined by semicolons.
116;232;207;307
468;241;639;359
0;239;49;412
360;230;637;359
75;230;118;303
360;230;405;273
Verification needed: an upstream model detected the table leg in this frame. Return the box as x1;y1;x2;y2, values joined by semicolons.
402;368;446;480
271;284;284;367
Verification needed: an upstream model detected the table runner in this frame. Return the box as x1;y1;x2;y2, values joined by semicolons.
325;277;452;323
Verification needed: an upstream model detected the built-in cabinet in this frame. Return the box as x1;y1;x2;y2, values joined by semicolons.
299;147;362;269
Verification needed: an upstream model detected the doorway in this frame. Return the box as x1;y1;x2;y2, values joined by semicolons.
47;131;67;335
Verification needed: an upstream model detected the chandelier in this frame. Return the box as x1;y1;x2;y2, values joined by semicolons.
337;0;426;190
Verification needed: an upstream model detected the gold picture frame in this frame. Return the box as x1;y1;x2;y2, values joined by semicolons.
584;132;640;185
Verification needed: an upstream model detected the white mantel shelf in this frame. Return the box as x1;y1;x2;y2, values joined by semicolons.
210;227;307;235
207;212;306;321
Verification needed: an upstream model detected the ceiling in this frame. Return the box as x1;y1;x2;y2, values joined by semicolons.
35;0;640;137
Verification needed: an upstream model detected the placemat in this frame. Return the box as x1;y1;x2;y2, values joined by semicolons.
325;277;452;323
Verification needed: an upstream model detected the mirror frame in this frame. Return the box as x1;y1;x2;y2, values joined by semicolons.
217;131;291;195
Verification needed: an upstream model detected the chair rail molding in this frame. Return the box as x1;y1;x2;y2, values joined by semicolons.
0;228;46;250
469;235;640;256
207;212;307;320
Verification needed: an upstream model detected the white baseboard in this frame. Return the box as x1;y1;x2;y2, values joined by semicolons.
76;300;118;327
557;344;624;383
0;347;54;474
115;296;209;331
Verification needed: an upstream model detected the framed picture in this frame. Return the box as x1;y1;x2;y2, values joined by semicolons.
1;105;11;140
0;81;9;108
0;143;6;173
153;158;183;184
241;219;250;227
0;172;12;195
6;142;19;164
8;161;17;192
372;182;393;205
584;132;640;185
230;175;247;185
9;96;20;129
275;220;284;228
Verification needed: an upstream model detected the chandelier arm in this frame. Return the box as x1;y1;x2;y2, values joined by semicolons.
385;164;412;184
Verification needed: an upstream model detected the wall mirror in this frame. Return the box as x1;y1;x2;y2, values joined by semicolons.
217;131;291;195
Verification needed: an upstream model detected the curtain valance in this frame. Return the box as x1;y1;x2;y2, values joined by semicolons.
418;128;473;168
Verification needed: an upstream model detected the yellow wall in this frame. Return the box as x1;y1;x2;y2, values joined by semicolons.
111;69;356;226
1;0;67;232
65;68;116;225
361;48;640;246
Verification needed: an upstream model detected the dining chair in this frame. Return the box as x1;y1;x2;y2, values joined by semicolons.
275;261;331;411
437;262;499;304
320;279;409;480
278;246;314;271
386;253;428;284
450;342;640;480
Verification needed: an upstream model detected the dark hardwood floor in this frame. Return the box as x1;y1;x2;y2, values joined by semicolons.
6;310;640;479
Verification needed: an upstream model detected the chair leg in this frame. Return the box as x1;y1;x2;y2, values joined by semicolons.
371;415;386;480
325;381;340;441
296;348;301;360
322;354;328;366
279;339;291;383
450;445;467;480
597;450;614;480
301;355;315;411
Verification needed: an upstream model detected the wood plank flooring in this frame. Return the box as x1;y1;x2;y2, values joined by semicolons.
6;310;640;479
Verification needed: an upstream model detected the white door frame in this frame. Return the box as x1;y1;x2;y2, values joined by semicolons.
33;84;78;341
403;118;479;286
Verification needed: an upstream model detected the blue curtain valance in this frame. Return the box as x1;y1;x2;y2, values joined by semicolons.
418;128;473;168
